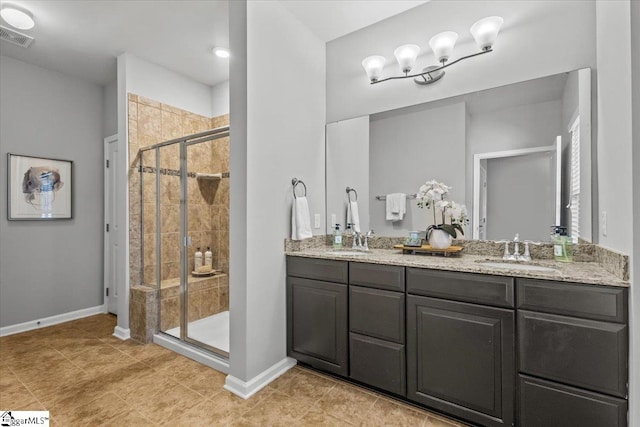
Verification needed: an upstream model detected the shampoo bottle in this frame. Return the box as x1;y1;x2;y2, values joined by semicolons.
195;247;203;270
333;224;343;249
205;246;213;270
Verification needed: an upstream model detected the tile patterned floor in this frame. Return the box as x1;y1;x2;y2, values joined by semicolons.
0;314;465;426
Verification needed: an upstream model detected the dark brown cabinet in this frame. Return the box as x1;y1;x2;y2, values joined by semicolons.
516;278;629;427
348;263;406;396
286;258;348;376
286;256;630;427
407;295;515;427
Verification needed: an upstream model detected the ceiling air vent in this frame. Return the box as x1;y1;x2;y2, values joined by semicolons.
0;25;34;48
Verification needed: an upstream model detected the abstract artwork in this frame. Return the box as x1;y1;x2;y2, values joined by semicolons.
7;153;73;220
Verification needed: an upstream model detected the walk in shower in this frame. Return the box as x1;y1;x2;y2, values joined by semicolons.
139;126;230;358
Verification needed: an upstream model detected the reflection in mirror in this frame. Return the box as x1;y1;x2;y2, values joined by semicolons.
325;68;592;243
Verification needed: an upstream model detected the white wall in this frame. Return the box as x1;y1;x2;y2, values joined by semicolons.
369;102;466;236
123;53;214;118
326;117;369;232
0;56;104;328
228;0;326;385
326;0;596;123
595;1;633;255
103;80;117;137
211;80;230;118
628;1;639;424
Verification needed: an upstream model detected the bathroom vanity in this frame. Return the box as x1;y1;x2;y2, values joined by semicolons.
286;248;629;427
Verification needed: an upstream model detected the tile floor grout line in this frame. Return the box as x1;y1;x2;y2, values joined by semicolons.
5;365;47;411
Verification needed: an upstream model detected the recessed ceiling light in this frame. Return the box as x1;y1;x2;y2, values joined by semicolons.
0;4;35;30
213;47;230;58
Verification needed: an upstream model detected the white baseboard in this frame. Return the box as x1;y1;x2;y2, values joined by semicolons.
154;333;230;374
224;357;297;399
112;326;131;341
0;305;106;337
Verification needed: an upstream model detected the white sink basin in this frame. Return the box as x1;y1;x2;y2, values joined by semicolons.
480;262;558;272
325;250;368;256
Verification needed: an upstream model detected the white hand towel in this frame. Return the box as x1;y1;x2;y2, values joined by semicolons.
291;197;313;240
386;193;407;222
347;201;361;233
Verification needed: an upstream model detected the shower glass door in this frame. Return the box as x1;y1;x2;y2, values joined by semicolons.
183;138;229;357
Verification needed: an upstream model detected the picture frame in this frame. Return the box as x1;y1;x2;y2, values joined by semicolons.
7;153;73;220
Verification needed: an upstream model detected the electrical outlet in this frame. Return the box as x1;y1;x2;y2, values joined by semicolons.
601;211;607;236
314;213;321;229
331;213;337;226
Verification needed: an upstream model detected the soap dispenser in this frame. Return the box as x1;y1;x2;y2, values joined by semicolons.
195;247;203;270
333;224;343;249
205;246;213;270
552;226;573;262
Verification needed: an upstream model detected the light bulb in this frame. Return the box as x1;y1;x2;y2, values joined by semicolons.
362;55;387;83
470;16;504;51
0;4;35;30
393;44;420;74
213;47;230;58
429;32;458;63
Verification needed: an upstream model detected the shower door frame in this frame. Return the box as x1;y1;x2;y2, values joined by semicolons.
140;126;230;359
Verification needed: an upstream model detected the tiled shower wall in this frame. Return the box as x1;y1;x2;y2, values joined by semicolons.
128;94;230;286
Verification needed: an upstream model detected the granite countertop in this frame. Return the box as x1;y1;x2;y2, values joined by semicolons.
286;247;629;288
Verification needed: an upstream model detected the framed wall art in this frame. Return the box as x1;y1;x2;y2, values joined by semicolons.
7;153;73;220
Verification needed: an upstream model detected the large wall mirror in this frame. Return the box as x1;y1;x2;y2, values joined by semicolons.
326;68;593;243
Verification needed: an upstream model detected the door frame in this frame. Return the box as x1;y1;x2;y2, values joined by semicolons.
104;134;118;314
472;142;559;240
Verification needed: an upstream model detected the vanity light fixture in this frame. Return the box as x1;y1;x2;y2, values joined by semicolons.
0;3;35;30
212;47;230;58
362;16;503;85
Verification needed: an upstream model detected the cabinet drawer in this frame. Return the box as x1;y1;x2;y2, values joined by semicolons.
517;278;627;323
349;262;404;291
407;268;514;308
519;375;628;427
287;256;348;284
350;286;404;343
350;333;406;396
518;310;627;397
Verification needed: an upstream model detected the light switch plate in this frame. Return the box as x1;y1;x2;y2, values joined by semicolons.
314;214;321;229
331;213;336;226
601;211;607;236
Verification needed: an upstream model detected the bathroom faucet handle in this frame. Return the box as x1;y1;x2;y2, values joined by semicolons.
521;240;542;262
496;240;511;259
513;233;520;242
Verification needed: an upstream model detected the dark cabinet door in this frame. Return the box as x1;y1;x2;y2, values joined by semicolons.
350;285;404;343
518;375;628;427
287;276;348;376
518;310;628;397
407;295;515;427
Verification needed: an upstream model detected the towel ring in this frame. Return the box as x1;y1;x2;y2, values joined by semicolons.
346;186;358;201
292;178;307;199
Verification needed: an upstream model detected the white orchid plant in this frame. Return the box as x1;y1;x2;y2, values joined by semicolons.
416;180;469;239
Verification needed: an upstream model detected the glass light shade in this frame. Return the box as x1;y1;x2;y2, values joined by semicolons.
393;44;420;74
362;55;387;82
0;5;35;30
213;47;230;58
470;16;504;51
428;31;458;63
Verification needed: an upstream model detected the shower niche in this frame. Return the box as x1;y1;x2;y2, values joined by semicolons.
131;96;230;358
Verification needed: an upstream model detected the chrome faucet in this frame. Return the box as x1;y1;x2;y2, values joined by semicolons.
498;234;526;261
512;233;521;260
352;232;362;250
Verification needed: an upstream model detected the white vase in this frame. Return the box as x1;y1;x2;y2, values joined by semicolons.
428;229;452;249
